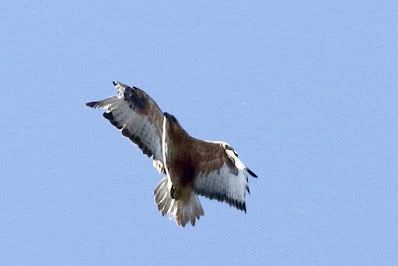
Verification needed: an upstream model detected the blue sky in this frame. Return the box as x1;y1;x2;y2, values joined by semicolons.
1;1;397;265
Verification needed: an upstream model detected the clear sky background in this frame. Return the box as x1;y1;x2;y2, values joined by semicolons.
1;1;397;265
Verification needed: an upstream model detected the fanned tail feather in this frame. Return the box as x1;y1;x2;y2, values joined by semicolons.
154;177;204;227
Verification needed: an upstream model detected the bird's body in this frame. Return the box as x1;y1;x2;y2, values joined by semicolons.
86;81;257;227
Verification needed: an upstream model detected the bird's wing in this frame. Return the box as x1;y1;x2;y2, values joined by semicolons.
191;140;257;212
86;81;165;173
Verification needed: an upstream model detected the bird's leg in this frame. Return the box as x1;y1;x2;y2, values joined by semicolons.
170;185;180;200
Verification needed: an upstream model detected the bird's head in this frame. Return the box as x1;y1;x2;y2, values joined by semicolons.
163;112;186;135
164;112;178;123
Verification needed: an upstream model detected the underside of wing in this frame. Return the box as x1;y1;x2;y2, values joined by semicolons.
86;81;165;173
191;141;256;212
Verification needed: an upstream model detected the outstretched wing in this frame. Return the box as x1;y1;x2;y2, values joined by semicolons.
191;141;257;212
86;81;165;173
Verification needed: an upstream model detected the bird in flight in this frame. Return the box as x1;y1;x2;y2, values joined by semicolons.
86;81;257;227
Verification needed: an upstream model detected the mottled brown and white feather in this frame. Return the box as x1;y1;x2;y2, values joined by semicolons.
86;81;165;173
87;81;257;227
191;140;257;212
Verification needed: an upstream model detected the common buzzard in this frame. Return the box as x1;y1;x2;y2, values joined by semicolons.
86;81;257;227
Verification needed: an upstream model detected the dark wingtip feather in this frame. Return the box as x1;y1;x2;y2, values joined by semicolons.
103;111;123;129
86;101;98;108
103;111;113;120
246;167;258;178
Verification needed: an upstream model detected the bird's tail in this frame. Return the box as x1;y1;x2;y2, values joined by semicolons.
154;176;204;227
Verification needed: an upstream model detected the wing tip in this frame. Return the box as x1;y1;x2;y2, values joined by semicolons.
86;101;98;108
246;167;258;178
113;80;129;89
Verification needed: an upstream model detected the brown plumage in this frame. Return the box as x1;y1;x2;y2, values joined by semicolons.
86;81;257;227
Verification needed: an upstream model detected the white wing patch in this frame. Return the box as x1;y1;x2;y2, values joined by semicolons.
87;82;164;173
192;162;250;212
112;102;163;168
